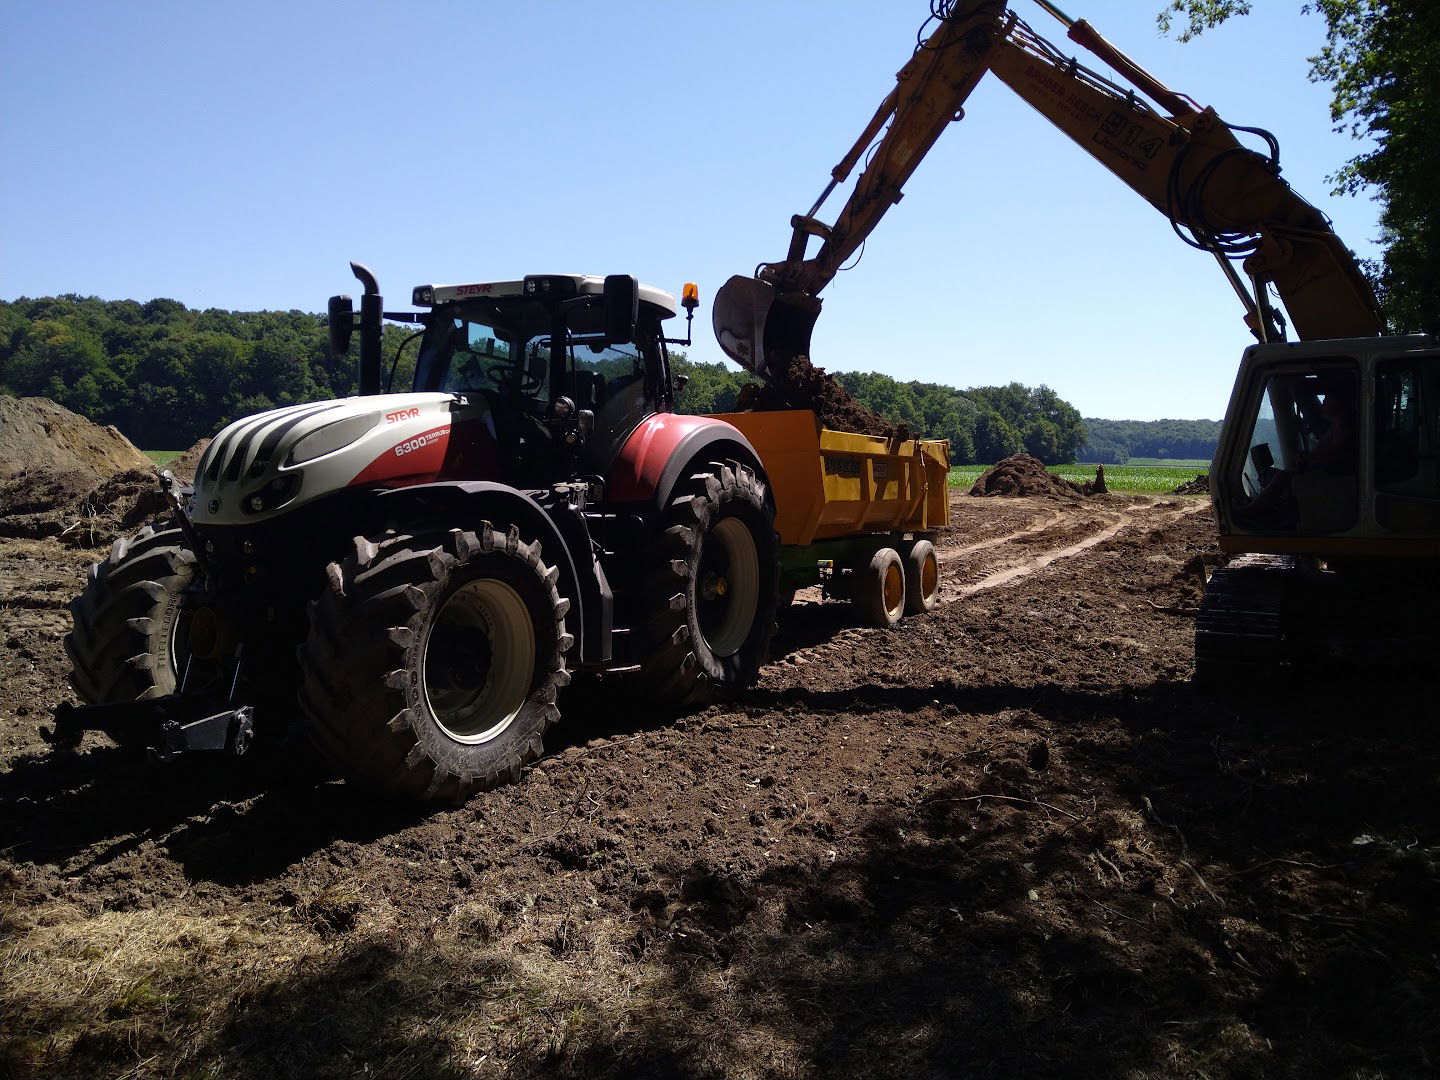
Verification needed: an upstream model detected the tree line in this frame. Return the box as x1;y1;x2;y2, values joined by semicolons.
668;358;1088;465
0;295;420;450
2;294;1095;464
1077;417;1223;464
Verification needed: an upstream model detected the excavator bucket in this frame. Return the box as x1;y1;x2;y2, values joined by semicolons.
712;275;823;384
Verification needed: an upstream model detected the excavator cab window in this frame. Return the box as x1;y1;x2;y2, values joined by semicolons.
1234;365;1359;533
1374;357;1440;532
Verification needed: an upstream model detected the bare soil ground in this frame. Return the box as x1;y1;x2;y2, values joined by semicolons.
2;490;1436;1079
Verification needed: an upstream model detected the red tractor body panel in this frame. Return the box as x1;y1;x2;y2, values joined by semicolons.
609;413;745;502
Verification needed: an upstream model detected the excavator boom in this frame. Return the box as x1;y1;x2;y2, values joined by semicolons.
714;0;1384;382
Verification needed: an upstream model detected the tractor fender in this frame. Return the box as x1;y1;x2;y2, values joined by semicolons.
610;413;767;510
374;481;591;662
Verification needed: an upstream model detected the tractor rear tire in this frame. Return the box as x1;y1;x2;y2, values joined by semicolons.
297;524;571;803
65;524;199;725
901;539;940;615
636;461;779;707
856;546;906;629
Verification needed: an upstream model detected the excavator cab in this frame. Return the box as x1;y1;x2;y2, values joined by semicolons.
1214;337;1440;545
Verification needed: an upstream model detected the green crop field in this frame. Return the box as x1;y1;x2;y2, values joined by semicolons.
949;463;1208;494
1125;456;1212;469
144;450;183;466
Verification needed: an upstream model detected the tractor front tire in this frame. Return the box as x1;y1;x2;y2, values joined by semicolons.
65;524;198;720
297;524;571;803
637;461;779;707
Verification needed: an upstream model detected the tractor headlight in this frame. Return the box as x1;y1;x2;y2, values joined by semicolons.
243;475;302;518
288;412;380;465
242;473;302;515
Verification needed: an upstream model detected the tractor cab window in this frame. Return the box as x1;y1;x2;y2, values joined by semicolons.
419;300;553;406
561;303;665;465
1374;356;1440;532
1234;366;1358;532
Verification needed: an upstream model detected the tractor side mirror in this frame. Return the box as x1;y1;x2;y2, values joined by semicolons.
602;274;638;345
327;295;354;356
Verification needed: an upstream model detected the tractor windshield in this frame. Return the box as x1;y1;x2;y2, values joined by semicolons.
415;299;554;404
412;292;671;474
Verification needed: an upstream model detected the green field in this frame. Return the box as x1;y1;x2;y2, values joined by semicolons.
138;445;1202;495
1125;456;1212;469
949;462;1207;494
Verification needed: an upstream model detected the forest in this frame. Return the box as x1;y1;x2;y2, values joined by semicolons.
0;294;1180;465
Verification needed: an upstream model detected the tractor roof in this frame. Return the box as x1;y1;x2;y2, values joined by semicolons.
413;275;678;317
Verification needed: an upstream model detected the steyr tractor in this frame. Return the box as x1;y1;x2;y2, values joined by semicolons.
58;267;781;802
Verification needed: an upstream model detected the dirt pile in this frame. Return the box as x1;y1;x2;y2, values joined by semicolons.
0;398;178;547
0;467;168;547
1171;473;1210;495
165;438;212;484
969;453;1101;498
738;355;898;438
0;396;149;481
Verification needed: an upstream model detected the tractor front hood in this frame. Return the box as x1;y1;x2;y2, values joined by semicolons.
191;392;457;525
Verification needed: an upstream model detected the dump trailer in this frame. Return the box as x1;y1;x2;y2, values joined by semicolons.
714;409;951;627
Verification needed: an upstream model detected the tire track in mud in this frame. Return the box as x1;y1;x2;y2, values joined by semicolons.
777;499;1209;669
934;505;1064;559
944;499;1208;601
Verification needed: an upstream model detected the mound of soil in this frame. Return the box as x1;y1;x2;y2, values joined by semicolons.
969;454;1101;498
165;438;212;485
738;355;898;438
0;467;168;547
0;399;185;547
1171;473;1210;495
0;396;149;481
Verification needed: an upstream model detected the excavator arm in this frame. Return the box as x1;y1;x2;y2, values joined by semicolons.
714;0;1385;383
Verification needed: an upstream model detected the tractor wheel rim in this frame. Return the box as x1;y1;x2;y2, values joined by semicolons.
699;516;759;657
424;578;535;743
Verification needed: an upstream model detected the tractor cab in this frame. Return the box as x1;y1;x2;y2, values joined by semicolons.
411;274;682;486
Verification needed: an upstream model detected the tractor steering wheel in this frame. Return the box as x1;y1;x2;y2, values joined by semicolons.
485;364;543;394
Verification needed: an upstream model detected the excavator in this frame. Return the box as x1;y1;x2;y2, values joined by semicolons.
713;0;1439;678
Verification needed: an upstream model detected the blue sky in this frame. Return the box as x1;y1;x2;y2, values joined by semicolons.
1;1;1380;421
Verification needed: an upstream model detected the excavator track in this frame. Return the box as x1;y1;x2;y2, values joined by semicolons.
1193;553;1298;682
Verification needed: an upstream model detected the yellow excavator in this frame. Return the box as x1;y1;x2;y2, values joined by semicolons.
713;0;1439;677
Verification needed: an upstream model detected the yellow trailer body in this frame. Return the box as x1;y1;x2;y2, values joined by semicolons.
708;410;951;546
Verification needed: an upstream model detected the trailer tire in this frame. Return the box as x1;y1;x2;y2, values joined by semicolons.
636;461;779;707
856;546;906;629
64;524;199;732
297;524;571;804
901;539;940;615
